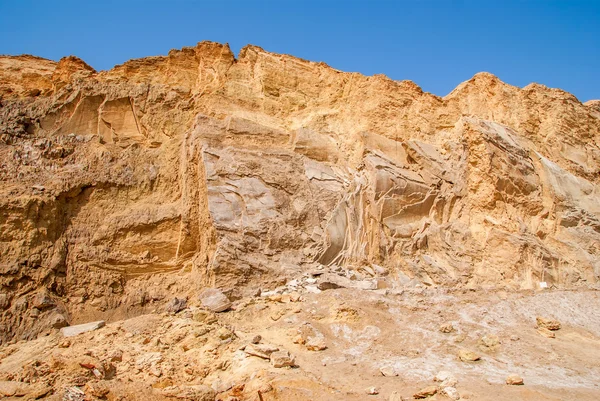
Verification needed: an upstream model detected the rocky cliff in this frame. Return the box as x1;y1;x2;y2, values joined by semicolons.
1;41;600;345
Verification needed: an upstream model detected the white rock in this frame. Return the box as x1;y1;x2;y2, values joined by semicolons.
366;387;379;395
305;285;321;294
442;386;460;400
199;288;231;312
60;321;105;337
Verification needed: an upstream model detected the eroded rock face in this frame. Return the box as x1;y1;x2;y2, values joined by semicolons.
1;41;599;343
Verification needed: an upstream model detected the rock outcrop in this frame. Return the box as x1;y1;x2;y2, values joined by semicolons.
1;41;600;344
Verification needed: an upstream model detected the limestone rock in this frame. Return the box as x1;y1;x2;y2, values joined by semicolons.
270;350;295;368
480;334;500;349
245;343;279;359
366;387;380;395
434;371;458;387
165;297;187;313
536;317;561;331
380;365;400;377
199;289;231;313
60;321;105;337
458;349;481;362
413;386;437;399
441;386;460;400
297;323;328;351
506;374;524;385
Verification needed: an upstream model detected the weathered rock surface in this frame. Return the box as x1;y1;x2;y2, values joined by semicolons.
1;41;600;344
1;42;599;348
1;41;600;401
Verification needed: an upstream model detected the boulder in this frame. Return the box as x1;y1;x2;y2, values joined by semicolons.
199;288;231;313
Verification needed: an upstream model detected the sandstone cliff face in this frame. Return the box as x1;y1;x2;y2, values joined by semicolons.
1;41;599;343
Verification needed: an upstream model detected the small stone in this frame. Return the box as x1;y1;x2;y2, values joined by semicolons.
537;327;556;338
251;334;262;344
441;386;460;400
434;371;458;387
510;335;520;341
270;310;285;321
165;297;187;313
292;334;305;345
380;365;400;377
318;281;343;291
433;370;453;382
216;327;233;340
245;343;279;359
199;288;231;313
60;321;105;337
305;336;327;351
270;350;295;368
366;387;379;395
439;323;455;333
193;309;218;324
480;334;500;348
536;317;561;331
458;349;481;362
413;385;437;399
506;374;524;385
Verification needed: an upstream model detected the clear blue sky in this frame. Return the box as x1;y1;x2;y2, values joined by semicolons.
1;0;598;102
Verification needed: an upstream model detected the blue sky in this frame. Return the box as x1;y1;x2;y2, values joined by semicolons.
1;0;598;102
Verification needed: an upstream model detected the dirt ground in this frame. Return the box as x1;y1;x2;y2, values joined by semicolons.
1;285;599;401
